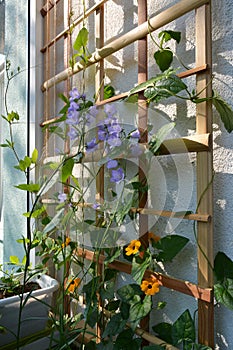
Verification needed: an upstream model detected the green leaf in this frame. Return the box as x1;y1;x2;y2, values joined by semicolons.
172;309;195;345
73;27;89;52
159;30;181;44
214;278;233;310
144;74;187;103
9;255;20;265
129;295;152;330
131;251;151;284
152;322;173;344
212;94;233;133
114;329;141;350
61;158;74;183
15;183;40;193
154;49;173;72
7;111;20;122
149;122;175;155
214;251;233;282
104;85;115;100
143;346;166;350
102;313;127;338
153;235;189;262
31;148;38;163
117;283;143;303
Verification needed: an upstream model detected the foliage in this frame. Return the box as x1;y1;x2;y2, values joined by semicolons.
0;22;233;350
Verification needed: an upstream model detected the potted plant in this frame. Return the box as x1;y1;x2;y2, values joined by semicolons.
0;269;59;347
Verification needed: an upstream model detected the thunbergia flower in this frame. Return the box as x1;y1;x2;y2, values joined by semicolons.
86;138;98;153
106;159;118;169
58;192;67;203
110;167;124;183
125;239;141;256
140;276;160;296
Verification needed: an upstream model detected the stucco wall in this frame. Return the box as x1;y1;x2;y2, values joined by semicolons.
90;1;232;348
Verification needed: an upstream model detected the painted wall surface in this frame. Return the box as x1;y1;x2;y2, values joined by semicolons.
0;0;28;265
87;1;232;348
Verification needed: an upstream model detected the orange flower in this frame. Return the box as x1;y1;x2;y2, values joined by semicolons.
125;240;141;256
140;276;160;296
62;236;71;248
67;278;81;293
148;232;160;243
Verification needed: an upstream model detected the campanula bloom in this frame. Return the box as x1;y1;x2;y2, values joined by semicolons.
110;167;125;183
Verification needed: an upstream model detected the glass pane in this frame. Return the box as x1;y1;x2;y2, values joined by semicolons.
0;0;29;266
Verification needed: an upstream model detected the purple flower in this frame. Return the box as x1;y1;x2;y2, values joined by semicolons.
107;134;122;147
110;167;125;183
88;105;99;118
130;143;143;157
107;159;118;169
68;127;78;140
98;129;107;141
92;203;100;209
58;192;67;203
86;138;98;153
104;104;117;116
66;108;79;125
69;87;81;101
130;129;140;139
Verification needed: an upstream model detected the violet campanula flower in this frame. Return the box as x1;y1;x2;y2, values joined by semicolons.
107;159;118;169
86;138;98;153
68;127;78;140
130;129;140;139
104;104;117;116
110;167;125;183
69;87;81;101
130;143;143;157
58;192;67;203
107;134;122;147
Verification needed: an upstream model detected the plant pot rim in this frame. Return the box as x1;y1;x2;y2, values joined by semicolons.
0;274;59;306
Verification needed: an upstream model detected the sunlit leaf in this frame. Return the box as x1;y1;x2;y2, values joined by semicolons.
73;27;89;52
61;158;74;183
129;295;152;330
212;94;233;133
15;183;40;193
31;148;38;163
9;256;20;265
149;122;175;155
158;30;181;43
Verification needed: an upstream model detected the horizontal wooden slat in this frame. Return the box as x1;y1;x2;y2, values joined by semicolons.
76;248;213;302
40;0;61;17
41;0;109;52
41;0;209;91
131;207;210;222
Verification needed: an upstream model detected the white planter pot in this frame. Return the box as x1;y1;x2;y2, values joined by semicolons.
0;274;59;346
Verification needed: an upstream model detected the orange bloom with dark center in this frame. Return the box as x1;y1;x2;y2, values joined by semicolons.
67;278;81;293
140;276;160;296
125;240;141;256
148;232;160;243
62;236;71;248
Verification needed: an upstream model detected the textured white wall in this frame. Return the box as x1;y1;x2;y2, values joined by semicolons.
98;1;233;348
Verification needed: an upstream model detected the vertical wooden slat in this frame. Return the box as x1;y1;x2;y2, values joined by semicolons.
95;3;105;343
138;0;149;342
63;0;71;316
195;2;214;347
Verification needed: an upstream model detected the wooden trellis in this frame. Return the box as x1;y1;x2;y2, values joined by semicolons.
40;0;214;347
